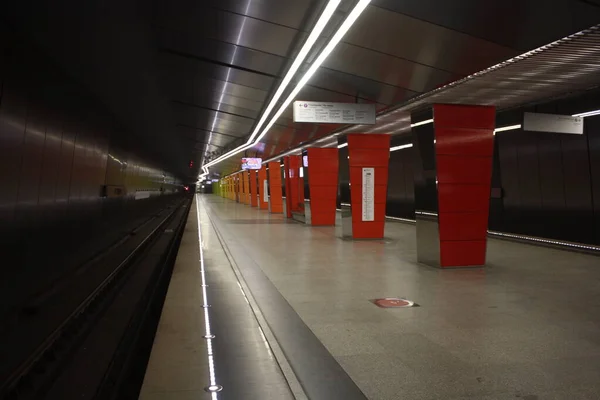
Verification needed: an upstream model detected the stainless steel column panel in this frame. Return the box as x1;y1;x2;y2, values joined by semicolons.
304;199;311;225
282;195;287;216
412;110;440;266
416;212;440;267
339;204;352;238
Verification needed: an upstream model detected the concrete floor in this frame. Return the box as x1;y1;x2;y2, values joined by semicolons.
199;195;600;400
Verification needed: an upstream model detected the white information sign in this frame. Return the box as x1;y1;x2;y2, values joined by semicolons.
263;180;269;203
293;101;376;124
523;112;583;135
362;168;375;222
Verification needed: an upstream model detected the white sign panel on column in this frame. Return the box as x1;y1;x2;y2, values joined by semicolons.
362;168;375;222
293;101;376;124
263;180;269;203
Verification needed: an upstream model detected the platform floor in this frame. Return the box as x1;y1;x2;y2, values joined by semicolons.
142;194;600;400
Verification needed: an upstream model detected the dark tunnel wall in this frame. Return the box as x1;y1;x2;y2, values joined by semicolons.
384;91;600;246
0;26;182;254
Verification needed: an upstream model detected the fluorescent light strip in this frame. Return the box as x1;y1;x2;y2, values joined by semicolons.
337;143;348;149
254;0;372;148
410;118;434;127
390;144;413;152
572;109;600;118
494;124;521;133
201;0;371;177
200;0;341;173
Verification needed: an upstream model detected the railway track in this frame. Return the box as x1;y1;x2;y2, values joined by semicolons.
0;196;191;400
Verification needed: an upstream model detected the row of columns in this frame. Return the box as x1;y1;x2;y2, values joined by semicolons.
216;104;496;269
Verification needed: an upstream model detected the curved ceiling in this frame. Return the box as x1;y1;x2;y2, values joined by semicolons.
5;0;600;180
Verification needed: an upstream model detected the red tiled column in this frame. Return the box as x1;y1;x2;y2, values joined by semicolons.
434;104;495;267
249;169;258;207
258;166;268;210
347;134;390;239
307;148;338;226
268;162;283;213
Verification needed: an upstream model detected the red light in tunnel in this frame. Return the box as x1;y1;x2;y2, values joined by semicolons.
184;186;189;191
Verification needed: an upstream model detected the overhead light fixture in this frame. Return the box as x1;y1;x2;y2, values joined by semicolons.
572;109;600;118
494;124;522;134
201;0;372;176
410;118;434;128
337;143;348;149
390;144;413;152
250;0;372;148
201;0;342;171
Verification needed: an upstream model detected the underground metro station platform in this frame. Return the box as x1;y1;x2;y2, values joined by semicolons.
3;0;600;399
140;195;600;400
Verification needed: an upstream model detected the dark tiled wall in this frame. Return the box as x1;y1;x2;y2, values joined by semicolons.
385;92;600;245
0;26;181;250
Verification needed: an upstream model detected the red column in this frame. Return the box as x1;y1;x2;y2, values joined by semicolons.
347;134;390;239
258;166;269;210
249;169;258;207
268;162;283;213
434;104;495;267
307;148;338;226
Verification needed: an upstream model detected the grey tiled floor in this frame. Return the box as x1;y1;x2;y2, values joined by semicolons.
203;196;600;400
139;200;294;400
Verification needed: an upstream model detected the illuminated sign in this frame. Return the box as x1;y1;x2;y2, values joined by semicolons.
241;158;262;170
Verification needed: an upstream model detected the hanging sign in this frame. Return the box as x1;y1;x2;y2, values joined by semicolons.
362;168;375;222
523;112;583;134
293;101;376;124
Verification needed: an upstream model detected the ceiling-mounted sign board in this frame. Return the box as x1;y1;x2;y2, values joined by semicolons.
293;101;376;124
523;112;583;134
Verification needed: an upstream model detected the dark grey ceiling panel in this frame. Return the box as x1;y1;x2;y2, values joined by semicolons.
343;5;518;75
154;5;303;57
322;42;459;93
372;0;600;51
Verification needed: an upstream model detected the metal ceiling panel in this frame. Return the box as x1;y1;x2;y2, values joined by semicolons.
172;100;260;120
343;5;518;75
372;0;600;52
160;54;277;92
322;41;459;93
154;5;304;57
199;0;317;30
307;67;420;106
157;29;287;78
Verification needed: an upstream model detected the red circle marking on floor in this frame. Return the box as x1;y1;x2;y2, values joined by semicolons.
374;298;412;308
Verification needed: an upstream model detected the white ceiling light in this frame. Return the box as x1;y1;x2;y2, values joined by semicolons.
390;144;413;152
201;0;372;175
201;0;342;171
572;109;600;118
494;124;522;134
337;143;348;149
410;118;434;127
251;0;372;147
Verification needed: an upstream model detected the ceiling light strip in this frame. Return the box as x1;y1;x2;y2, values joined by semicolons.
572;109;600;118
201;0;372;176
494;124;521;133
201;0;342;174
410;118;433;127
